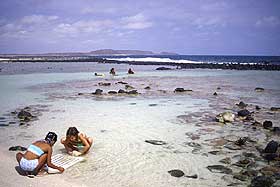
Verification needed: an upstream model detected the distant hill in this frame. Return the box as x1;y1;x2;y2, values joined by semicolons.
88;49;178;56
0;49;179;57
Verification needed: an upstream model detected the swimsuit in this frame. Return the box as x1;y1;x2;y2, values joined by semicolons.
20;157;39;171
27;144;44;156
19;144;44;171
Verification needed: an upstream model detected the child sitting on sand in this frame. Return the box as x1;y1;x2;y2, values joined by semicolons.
16;132;64;176
61;127;93;156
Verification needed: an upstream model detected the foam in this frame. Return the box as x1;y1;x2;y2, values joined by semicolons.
106;57;202;64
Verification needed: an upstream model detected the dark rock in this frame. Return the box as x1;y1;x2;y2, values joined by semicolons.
0;117;5;120
149;104;157;107
17;110;33;119
251;121;262;126
0;123;9;127
92;89;103;95
217;87;221;90
118;89;127;94
263;121;273;129
236;101;248;108
233;173;248;181
108;91;117;94
256;105;261;110
156;67;172;70
264;140;279;153
242;169;259;178
78;93;83;95
117;81;128;85
9;146;27;151
233;158;254;168
168;169;184;177
224;143;242;150
270;107;280;112
125;85;134;90
98;82;111;86
237;109;250;117
260;166;280;176
185;142;202;148
207;165;232;174
174;88;185;92
185;174;198;179
219;157;231;164
272;127;280;133
250;176;274;187
127;90;138;95
235;137;249;146
144;86;151;90
145;140;167;145
174;88;193;92
255;87;265;92
213;92;218;96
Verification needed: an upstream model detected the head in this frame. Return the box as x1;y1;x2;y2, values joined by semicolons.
66;127;79;142
45;131;58;146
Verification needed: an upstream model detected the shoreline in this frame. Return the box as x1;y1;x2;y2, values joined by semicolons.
0;58;280;71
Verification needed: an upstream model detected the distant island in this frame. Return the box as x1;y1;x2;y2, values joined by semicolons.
1;49;179;57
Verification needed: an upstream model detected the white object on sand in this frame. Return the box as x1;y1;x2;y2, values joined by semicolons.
47;154;84;174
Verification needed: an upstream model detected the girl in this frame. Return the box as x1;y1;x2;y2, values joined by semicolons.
61;127;93;156
16;132;64;176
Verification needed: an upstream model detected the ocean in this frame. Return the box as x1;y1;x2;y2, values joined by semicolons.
104;55;280;65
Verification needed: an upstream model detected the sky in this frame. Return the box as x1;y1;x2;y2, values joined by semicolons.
0;0;280;55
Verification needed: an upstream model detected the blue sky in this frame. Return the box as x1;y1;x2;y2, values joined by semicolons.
0;0;279;55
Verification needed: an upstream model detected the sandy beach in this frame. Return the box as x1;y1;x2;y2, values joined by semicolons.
0;63;279;187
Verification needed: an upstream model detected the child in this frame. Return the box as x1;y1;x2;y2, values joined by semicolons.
61;127;93;156
16;132;64;176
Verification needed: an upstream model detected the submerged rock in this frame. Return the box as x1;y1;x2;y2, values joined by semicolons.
215;112;235;123
213;92;218;96
144;86;151;90
236;101;248;108
145;140;167;145
264;140;279;153
237;109;250;117
185;174;198;179
255;87;265;92
156;67;172;70
108;91;117;94
125;85;135;90
98;82;111;86
168;169;184;177
270;107;280;112
174;88;193;92
250;176;274;187
127;90;138;95
92;89;103;95
118;89;127;94
207;165;232;174
263;121;273;129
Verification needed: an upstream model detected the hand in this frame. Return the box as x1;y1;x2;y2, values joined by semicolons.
72;150;82;157
58;167;64;173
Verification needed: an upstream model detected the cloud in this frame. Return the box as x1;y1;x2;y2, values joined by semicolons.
255;16;280;27
121;13;153;29
201;2;230;11
192;17;226;29
21;15;58;24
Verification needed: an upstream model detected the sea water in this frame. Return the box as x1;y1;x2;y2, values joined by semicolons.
0;62;280;186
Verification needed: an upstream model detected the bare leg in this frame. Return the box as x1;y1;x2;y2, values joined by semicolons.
83;137;93;154
33;153;47;175
16;152;23;164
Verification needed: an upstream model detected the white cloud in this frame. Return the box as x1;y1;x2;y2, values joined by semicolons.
21;15;58;24
201;2;229;11
256;16;280;27
192;17;226;29
121;13;153;29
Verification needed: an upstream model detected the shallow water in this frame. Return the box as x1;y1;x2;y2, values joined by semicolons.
0;63;280;187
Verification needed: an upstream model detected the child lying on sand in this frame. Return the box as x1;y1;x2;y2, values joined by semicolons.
16;132;64;176
61;127;93;156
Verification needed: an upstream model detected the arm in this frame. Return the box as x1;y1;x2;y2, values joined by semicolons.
46;145;64;173
79;134;90;155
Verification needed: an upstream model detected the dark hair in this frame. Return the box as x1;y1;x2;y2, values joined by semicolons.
66;127;79;137
45;131;58;144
